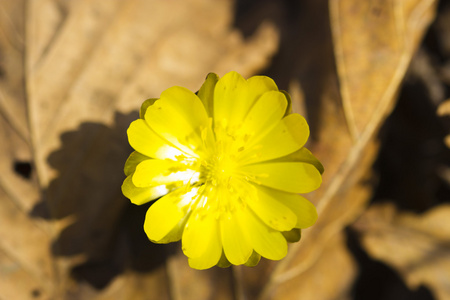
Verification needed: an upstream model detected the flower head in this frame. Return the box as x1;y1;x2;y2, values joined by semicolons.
122;71;323;269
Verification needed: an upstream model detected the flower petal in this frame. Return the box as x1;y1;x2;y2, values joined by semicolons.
183;203;223;270
242;209;288;260
145;86;210;156
246;75;278;103
182;201;219;258
157;213;190;244
144;188;196;242
278;192;318;229
240;114;310;165
245;183;297;232
132;159;198;187
241;162;322;193
214;71;249;127
197;73;218;117
122;175;169;205
220;209;253;265
241;90;287;138
188;243;222;270
269;147;324;174
127;119;185;160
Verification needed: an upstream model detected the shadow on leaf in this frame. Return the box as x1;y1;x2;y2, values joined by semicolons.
31;112;176;289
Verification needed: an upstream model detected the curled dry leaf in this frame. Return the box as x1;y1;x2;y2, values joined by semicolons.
353;203;450;300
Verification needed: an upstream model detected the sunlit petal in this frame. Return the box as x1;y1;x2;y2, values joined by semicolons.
220;209;252;265
145;87;210;156
144;188;197;242
122;175;169;205
241;162;322;193
240;114;310;165
127;119;186;160
132;159;199;187
242;208;288;260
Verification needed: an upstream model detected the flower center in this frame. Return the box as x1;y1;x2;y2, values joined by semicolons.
200;154;237;188
213;156;236;182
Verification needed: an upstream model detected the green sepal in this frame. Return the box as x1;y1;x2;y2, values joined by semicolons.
244;251;261;267
282;228;302;243
140;98;158;119
280;90;292;116
217;251;232;268
124;151;150;176
197;73;219;117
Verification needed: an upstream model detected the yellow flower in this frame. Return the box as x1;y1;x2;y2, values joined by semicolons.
122;71;323;269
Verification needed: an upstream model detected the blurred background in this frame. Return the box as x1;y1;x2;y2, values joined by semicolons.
1;0;449;299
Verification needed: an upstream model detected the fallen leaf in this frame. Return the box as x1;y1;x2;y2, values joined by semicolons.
354;203;450;300
0;0;440;299
236;0;437;299
1;0;278;298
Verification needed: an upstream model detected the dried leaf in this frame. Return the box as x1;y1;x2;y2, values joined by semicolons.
264;232;357;300
0;0;440;299
238;0;437;299
354;203;450;300
1;0;278;299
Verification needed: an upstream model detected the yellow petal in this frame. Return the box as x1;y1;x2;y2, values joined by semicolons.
121;175;169;205
240;114;310;165
247;75;278;102
197;73;218;117
145;86;210;157
157;214;189;243
144;188;196;242
183;204;223;270
220;210;252;265
124;151;150;176
243;209;287;260
269;147;324;174
245;183;297;231
188;244;222;270
279;192;318;229
214;71;249;127
241;90;287;138
241;162;322;193
127;119;185;160
132;159;198;187
182;202;219;258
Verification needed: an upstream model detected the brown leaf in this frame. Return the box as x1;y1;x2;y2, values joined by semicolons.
264;232;357;300
0;0;440;299
354;203;450;300
1;0;278;299
235;0;438;299
0;1;57;298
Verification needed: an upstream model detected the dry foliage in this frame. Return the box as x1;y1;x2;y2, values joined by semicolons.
0;0;445;299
